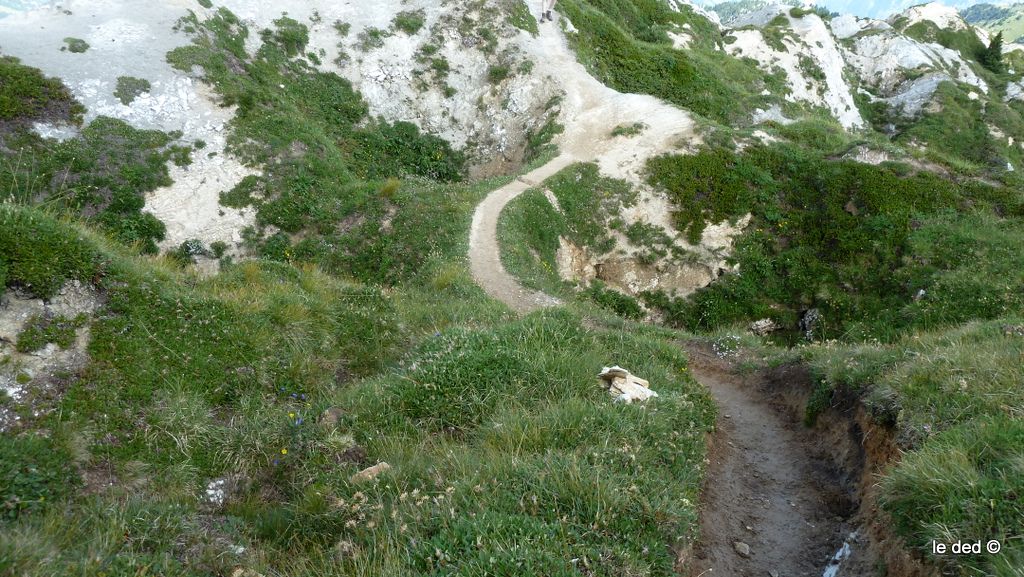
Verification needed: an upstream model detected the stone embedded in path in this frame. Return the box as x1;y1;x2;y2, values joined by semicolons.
734;540;751;558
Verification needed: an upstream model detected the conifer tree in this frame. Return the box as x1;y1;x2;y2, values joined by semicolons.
981;31;1005;73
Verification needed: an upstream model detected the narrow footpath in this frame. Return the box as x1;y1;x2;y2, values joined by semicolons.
467;12;874;577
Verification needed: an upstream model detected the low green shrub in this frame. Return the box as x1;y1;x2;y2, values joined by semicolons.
0;206;101;299
647;148;758;243
487;64;510;84
265;16;309;57
583;281;644;319
0;436;79;520
15;314;86;353
356;27;391;51
114;76;152;105
610;122;646;137
393;10;426;35
524;115;564;163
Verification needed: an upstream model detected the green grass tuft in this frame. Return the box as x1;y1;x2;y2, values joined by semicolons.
0;207;101;299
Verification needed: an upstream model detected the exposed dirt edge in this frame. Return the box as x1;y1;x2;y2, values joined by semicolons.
760;363;941;577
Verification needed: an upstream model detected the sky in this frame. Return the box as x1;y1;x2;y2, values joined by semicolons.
693;0;990;19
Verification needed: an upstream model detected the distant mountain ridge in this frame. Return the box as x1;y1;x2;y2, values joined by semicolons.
963;2;1024;42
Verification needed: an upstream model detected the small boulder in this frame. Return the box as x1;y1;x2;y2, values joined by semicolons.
598;366;658;404
748;318;779;336
350;461;391;483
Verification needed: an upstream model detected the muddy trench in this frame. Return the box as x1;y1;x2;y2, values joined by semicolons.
684;345;937;577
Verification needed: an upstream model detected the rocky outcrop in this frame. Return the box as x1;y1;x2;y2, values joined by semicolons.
0;281;102;432
214;0;563;175
899;2;969;32
716;2;994;127
725;7;865;129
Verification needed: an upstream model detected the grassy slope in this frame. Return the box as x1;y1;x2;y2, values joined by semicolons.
0;203;714;577
557;0;773;124
800;320;1024;575
499;141;1024;575
625;106;1024;335
3;5;1021;576
0;8;716;576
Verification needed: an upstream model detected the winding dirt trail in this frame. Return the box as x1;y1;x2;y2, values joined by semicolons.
468;17;696;312
467;14;875;577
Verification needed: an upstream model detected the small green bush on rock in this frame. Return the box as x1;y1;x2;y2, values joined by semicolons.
392;10;426;35
114;76;152;105
62;37;90;53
